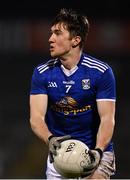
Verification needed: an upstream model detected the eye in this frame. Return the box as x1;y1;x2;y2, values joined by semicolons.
54;30;62;36
55;32;61;35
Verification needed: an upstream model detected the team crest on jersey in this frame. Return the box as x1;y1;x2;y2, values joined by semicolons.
82;79;90;90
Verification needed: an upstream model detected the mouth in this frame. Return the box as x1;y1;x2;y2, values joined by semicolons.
50;45;55;51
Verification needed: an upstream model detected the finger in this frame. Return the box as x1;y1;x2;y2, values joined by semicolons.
82;168;95;177
51;145;57;155
58;135;71;142
84;162;97;170
49;152;54;163
53;140;61;148
89;150;100;164
88;150;96;162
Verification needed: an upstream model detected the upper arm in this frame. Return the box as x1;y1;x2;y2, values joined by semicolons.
30;66;48;120
30;94;48;120
96;67;116;101
96;67;116;122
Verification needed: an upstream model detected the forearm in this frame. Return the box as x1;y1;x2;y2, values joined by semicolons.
96;117;115;151
30;116;52;145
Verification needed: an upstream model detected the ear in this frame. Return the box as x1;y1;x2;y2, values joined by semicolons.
72;36;81;47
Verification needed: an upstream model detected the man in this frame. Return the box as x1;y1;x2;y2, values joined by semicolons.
30;8;116;179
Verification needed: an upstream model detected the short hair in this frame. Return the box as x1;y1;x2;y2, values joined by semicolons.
52;8;89;49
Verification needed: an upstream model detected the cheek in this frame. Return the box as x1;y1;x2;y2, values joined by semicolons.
57;38;65;45
57;40;71;50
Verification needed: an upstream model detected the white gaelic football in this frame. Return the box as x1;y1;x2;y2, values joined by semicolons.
53;139;91;178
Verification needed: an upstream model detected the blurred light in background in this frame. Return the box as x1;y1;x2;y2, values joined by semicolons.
0;19;129;55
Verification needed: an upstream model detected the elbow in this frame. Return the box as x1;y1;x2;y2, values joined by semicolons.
108;117;115;130
112;118;115;127
30;117;36;131
30;116;40;132
29;115;45;132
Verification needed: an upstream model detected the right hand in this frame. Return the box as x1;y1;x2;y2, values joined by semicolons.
48;135;71;163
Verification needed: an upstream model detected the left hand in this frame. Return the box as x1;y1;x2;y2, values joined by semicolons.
83;148;103;173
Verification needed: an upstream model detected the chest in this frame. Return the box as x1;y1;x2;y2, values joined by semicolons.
45;67;97;105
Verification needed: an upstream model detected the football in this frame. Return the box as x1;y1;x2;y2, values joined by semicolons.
53;139;91;178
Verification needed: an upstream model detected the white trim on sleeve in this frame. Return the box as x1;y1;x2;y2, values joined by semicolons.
96;99;116;102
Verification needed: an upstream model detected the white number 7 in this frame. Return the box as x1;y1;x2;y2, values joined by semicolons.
65;85;72;93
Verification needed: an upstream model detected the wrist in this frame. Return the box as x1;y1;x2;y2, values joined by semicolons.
48;134;55;141
94;148;103;158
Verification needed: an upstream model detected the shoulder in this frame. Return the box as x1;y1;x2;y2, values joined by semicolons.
81;53;110;74
35;58;59;74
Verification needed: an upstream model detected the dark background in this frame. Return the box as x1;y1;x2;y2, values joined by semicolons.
0;0;129;178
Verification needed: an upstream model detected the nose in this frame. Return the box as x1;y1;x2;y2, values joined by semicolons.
49;33;54;43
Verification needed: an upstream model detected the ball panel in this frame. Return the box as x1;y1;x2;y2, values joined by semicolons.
53;139;91;178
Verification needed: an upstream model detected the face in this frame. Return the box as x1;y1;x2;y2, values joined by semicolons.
49;23;74;58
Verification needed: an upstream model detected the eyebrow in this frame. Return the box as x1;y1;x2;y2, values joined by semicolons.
51;29;62;34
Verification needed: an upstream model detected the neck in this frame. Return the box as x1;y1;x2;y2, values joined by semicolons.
60;50;82;70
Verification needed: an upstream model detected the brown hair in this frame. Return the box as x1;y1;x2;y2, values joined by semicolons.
52;8;89;49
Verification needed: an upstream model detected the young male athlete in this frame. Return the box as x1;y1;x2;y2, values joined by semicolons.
29;8;116;179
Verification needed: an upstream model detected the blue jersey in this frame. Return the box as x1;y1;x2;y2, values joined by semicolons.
30;53;116;151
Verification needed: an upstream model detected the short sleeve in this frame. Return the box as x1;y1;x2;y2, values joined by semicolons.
96;67;116;101
30;67;47;95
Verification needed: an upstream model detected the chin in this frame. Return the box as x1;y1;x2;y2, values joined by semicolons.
51;54;57;58
50;52;60;58
50;51;66;59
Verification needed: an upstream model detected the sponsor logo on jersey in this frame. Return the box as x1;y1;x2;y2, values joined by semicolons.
51;96;91;115
48;81;57;88
82;79;90;90
56;96;78;109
